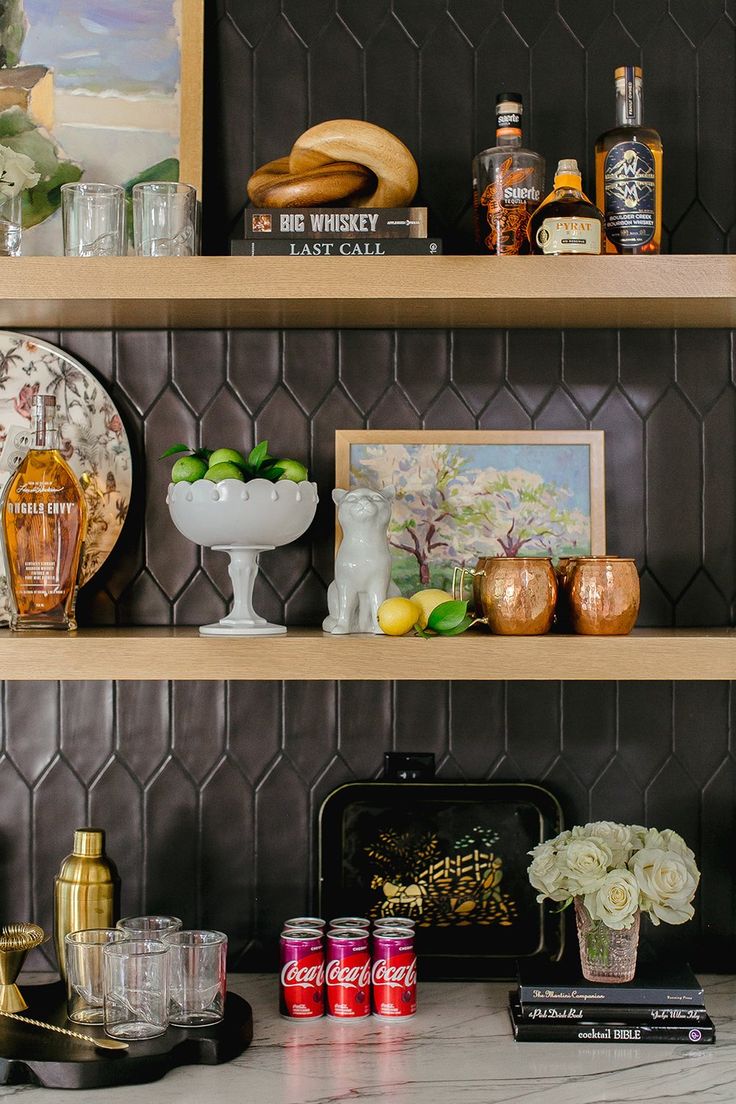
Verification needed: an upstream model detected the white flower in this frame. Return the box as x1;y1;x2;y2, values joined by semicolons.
584;869;640;929
527;843;568;903
629;847;699;925
559;837;613;895
571;822;636;867
0;145;40;198
640;829;700;882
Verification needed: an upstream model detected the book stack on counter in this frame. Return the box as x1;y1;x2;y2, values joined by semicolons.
232;207;441;256
510;959;715;1044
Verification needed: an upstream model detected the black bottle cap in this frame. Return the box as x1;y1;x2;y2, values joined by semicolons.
496;92;523;104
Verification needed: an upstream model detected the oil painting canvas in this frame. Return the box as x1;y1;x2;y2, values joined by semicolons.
336;430;605;595
0;0;202;253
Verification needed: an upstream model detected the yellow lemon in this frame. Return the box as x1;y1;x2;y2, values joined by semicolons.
377;597;421;636
410;588;453;629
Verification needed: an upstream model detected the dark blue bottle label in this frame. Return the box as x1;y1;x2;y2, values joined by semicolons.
603;140;656;247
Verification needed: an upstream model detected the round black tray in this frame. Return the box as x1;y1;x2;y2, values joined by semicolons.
0;981;253;1089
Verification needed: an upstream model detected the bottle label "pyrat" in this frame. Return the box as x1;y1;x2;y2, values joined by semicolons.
603;140;656;248
535;218;601;255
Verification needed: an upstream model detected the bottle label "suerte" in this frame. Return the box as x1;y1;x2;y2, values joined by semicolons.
603;140;656;248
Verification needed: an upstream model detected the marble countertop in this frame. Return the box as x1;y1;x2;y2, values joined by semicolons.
2;973;734;1103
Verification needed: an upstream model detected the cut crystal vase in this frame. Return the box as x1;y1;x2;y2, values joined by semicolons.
574;897;640;983
0;193;21;256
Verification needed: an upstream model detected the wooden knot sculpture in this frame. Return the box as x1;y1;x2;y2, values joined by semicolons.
247;119;419;208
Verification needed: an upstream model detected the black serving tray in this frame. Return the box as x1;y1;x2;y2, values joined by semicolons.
319;781;564;980
0;981;253;1089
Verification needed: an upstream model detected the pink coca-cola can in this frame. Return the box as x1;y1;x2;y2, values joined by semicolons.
326;928;371;1019
279;928;325;1019
374;916;416;929
329;917;370;929
283;917;326;931
371;929;417;1018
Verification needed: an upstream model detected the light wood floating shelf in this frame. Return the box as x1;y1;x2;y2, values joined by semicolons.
0;627;733;681
0;255;734;330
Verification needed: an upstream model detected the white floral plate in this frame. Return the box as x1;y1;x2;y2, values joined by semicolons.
0;331;132;624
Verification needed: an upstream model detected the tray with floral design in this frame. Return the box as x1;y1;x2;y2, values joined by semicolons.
0;331;132;623
319;780;564;979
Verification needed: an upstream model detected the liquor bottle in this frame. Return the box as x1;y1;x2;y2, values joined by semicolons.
54;827;120;981
1;393;87;630
595;66;662;254
529;159;605;255
473;92;545;255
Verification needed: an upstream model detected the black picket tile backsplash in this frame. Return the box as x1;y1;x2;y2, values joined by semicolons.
4;678;734;973
204;1;736;253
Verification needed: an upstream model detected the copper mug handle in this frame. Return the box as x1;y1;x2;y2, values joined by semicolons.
452;565;482;603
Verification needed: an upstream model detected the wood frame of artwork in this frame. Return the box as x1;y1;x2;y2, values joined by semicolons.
178;0;205;196
335;429;606;556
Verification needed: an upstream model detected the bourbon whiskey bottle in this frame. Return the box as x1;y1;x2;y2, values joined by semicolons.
1;394;87;630
595;66;663;254
473;93;545;255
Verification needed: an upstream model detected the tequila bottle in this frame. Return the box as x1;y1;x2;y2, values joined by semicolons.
1;394;87;630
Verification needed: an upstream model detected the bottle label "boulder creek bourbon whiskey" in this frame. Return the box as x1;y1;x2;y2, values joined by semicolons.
1;394;87;630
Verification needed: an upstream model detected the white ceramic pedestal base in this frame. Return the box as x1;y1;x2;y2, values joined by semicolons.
199;545;286;637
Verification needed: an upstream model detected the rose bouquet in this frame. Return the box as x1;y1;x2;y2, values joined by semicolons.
528;822;700;982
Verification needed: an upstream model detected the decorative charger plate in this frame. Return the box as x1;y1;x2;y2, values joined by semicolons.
0;331;132;623
319;781;564;980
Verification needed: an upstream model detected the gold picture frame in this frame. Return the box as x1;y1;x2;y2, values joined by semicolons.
335;429;606;594
179;0;205;196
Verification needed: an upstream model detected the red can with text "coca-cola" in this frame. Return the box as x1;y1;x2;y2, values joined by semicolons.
372;929;417;1018
326;928;371;1019
279;928;325;1019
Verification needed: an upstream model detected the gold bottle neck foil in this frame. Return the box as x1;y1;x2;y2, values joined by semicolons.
73;828;104;857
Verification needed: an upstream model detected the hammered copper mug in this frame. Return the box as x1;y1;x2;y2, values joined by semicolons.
453;556;557;635
567;557;640;635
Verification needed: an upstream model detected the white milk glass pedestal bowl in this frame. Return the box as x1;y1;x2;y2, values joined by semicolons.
167;477;318;636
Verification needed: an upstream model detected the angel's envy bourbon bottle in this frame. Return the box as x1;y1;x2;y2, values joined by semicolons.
1;394;87;630
473;93;545;255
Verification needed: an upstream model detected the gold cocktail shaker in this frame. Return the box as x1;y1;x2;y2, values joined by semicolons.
54;828;120;981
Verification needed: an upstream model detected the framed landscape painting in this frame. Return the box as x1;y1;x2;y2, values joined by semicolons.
0;0;203;254
335;430;605;595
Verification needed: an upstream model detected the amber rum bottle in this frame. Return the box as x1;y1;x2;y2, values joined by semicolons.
473;93;545;255
529;159;604;255
595;66;662;254
1;394;87;630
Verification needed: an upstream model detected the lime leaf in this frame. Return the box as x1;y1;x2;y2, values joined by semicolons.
427;600;469;633
159;443;191;459
192;447;213;462
260;465;285;482
437;615;474;636
248;441;270;469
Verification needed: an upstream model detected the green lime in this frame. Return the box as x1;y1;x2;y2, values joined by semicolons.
208;447;247;469
171;456;208;483
273;458;309;482
205;461;246;482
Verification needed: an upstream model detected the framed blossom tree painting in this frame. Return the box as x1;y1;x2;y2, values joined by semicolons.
335;430;606;595
0;0;203;253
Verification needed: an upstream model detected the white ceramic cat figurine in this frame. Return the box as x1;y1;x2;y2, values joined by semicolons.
323;486;399;634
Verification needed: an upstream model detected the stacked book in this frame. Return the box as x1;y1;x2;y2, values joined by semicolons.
232;206;441;256
509;959;715;1044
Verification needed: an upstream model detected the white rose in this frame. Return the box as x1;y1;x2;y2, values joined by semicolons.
572;822;636;867
628;824;648;851
640;829;699;881
528;844;568;903
584;870;640;930
0;145;40;198
559;837;612;895
629;847;699;925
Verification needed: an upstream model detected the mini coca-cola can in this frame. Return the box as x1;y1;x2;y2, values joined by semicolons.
374;916;416;929
371;929;417;1018
283;917;326;931
326;928;371;1019
329;917;370;929
279;928;325;1019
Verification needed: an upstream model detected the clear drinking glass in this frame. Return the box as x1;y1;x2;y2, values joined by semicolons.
61;183;125;256
132;182;198;256
163;930;227;1026
103;938;169;1040
65;928;126;1024
116;915;182;940
0;193;22;256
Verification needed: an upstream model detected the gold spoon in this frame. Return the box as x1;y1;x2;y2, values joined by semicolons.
0;1008;128;1051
